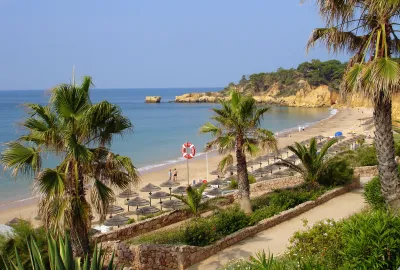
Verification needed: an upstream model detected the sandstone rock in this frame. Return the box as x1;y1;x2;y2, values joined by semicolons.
145;96;161;103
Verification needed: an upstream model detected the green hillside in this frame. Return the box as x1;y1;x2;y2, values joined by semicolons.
223;59;347;97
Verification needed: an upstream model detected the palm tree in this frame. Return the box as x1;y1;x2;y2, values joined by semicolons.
1;234;115;270
173;184;206;216
0;77;139;257
306;0;400;208
200;90;277;213
277;138;337;186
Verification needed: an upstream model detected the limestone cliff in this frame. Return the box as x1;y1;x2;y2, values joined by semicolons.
175;80;335;107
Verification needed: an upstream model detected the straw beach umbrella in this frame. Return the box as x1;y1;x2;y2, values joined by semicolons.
172;186;187;195
126;197;149;210
149;191;170;210
136;206;160;217
160;179;180;196
160;199;184;210
140;183;161;205
205;188;222;196
104;215;129;228
118;189;139;210
6;218;25;227
107;205;124;217
209;178;224;188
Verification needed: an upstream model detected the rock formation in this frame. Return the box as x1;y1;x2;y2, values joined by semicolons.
145;96;161;103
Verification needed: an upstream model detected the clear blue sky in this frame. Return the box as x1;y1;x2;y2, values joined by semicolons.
0;0;348;90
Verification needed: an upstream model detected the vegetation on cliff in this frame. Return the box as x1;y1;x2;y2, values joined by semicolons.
223;59;346;96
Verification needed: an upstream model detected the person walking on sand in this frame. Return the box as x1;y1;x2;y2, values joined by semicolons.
168;169;172;181
173;168;178;181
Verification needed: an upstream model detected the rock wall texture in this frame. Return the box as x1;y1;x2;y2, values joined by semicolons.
93;210;192;243
145;96;161;103
107;178;361;269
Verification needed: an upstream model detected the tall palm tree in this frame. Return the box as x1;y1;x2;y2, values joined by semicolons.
200;90;277;213
277;138;337;186
306;0;400;208
0;77;139;257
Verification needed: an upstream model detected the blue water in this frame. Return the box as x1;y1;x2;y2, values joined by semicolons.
0;88;332;204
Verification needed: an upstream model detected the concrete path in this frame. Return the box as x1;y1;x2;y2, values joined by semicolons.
189;178;370;270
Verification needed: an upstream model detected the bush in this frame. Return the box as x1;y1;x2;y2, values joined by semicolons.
356;146;378;166
318;159;354;186
214;206;250;235
183;218;219;246
251;194;270;211
128;227;185;245
229;175;256;189
287;219;344;269
249;204;282;225
364;176;386;210
340;210;400;269
0;220;48;269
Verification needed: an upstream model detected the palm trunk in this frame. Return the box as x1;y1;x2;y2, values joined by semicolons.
236;135;252;214
70;167;91;258
374;95;400;209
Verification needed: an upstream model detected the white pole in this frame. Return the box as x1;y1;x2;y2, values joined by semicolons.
206;151;209;181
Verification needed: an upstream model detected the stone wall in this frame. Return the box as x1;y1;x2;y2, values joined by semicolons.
354;165;378;177
93;210;192;242
110;177;361;269
250;176;304;193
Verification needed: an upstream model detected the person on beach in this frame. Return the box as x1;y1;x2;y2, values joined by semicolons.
298;126;301;132
168;169;172;181
173;168;177;181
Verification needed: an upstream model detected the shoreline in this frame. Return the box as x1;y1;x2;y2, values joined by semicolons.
0;108;374;225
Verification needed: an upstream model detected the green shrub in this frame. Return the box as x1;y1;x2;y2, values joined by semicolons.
127;218;135;224
287;219;344;269
0;220;48;269
340;210;400;269
249;204;282;225
183;218;219;246
251;194;270;211
356;146;378;166
318;159;354;186
364;176;386;210
214;206;250;235
128;228;185;245
395;142;400;157
229;175;256;189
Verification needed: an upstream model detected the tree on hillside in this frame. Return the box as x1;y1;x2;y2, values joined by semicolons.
200;91;277;213
307;0;400;209
0;77;139;256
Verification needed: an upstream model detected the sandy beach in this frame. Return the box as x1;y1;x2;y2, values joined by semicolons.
0;108;374;226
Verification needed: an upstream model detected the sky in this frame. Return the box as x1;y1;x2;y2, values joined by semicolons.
0;0;348;90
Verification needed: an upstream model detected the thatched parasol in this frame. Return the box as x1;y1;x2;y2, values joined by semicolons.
136;206;160;216
205;188;222;196
6;218;25;226
107;205;124;217
208;178;224;188
172;186;187;195
126;197;150;210
210;169;221;176
140;183;161;205
104;215;129;228
160;199;184;210
149;191;170;209
160;180;181;195
118;189;139;199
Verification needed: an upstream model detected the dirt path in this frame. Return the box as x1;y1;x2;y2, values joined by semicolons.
189;178;371;270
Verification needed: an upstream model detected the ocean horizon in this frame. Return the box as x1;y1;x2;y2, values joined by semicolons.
0;88;334;205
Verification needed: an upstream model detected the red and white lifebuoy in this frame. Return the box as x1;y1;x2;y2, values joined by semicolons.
181;142;196;159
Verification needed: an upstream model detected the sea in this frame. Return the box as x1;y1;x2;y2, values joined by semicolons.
0;88;335;205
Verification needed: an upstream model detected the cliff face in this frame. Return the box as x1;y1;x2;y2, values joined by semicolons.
175;81;335;107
